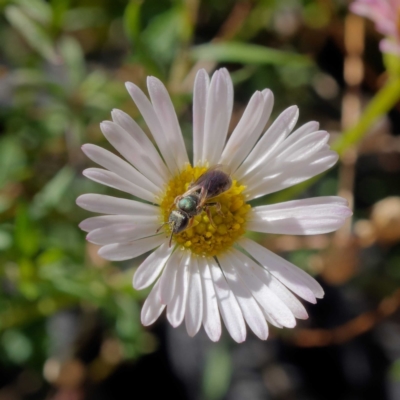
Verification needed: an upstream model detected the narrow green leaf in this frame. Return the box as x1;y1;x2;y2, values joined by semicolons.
0;137;26;188
14;204;40;257
50;0;71;30
141;8;184;67
203;344;232;400
191;42;312;66
63;7;106;31
31;166;75;217
0;229;12;251
5;5;59;63
15;0;52;24
123;0;142;44
333;76;400;154
58;36;85;89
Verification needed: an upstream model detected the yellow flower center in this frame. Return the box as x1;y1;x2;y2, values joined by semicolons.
158;165;251;257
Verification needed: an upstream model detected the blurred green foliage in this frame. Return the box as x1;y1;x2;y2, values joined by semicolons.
0;0;322;360
1;0;400;397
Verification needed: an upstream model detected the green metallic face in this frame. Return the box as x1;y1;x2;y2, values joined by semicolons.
177;195;198;215
169;210;190;233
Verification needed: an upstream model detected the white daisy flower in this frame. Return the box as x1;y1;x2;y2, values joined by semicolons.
77;68;352;343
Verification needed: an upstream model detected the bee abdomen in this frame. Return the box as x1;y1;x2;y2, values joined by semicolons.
207;171;232;198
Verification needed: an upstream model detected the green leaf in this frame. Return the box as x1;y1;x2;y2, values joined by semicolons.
1;329;32;364
63;7;106;31
0;229;12;251
202;344;232;400
333;76;400;154
191;42;312;66
5;5;59;63
14;0;52;25
50;0;71;30
31;166;75;218
0;137;26;188
115;295;140;339
11;68;48;86
141;8;185;68
123;0;142;44
14;204;40;257
58;36;85;89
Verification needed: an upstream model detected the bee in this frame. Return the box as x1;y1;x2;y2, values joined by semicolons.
158;165;232;246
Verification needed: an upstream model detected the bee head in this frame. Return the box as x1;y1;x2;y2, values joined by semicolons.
169;209;190;234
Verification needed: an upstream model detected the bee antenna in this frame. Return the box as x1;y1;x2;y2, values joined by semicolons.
156;222;169;234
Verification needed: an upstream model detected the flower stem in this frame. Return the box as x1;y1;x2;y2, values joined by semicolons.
333;76;400;154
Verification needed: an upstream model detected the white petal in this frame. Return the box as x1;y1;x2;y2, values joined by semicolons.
219;91;265;171
198;257;221;342
185;257;203;337
265;274;308;320
76;194;159;216
125;82;179;174
248;196;352;235
83;168;157;204
238;238;323;301
242;128;330;191
235;106;299;180
245;150;339;200
274;130;329;163
225;89;274;173
159;248;184;305
133;241;174;290
98;234;165;261
221;68;234;120
141;279;165;326
111;109;170;185
81;144;160;195
226;89;274;173
281;121;320;147
260;308;284;328
231;249;303;323
86;222;159;245
193;69;210;166
79;215;159;232
147;77;189;170
209;258;246;343
202;69;233;165
100;121;167;189
219;253;269;340
166;251;191;327
254;121;320;168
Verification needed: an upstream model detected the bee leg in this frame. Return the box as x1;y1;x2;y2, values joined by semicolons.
206;202;224;217
187;217;194;229
215;202;224;217
204;206;217;228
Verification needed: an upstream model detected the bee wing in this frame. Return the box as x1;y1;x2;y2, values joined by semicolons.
188;165;231;189
186;164;232;202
